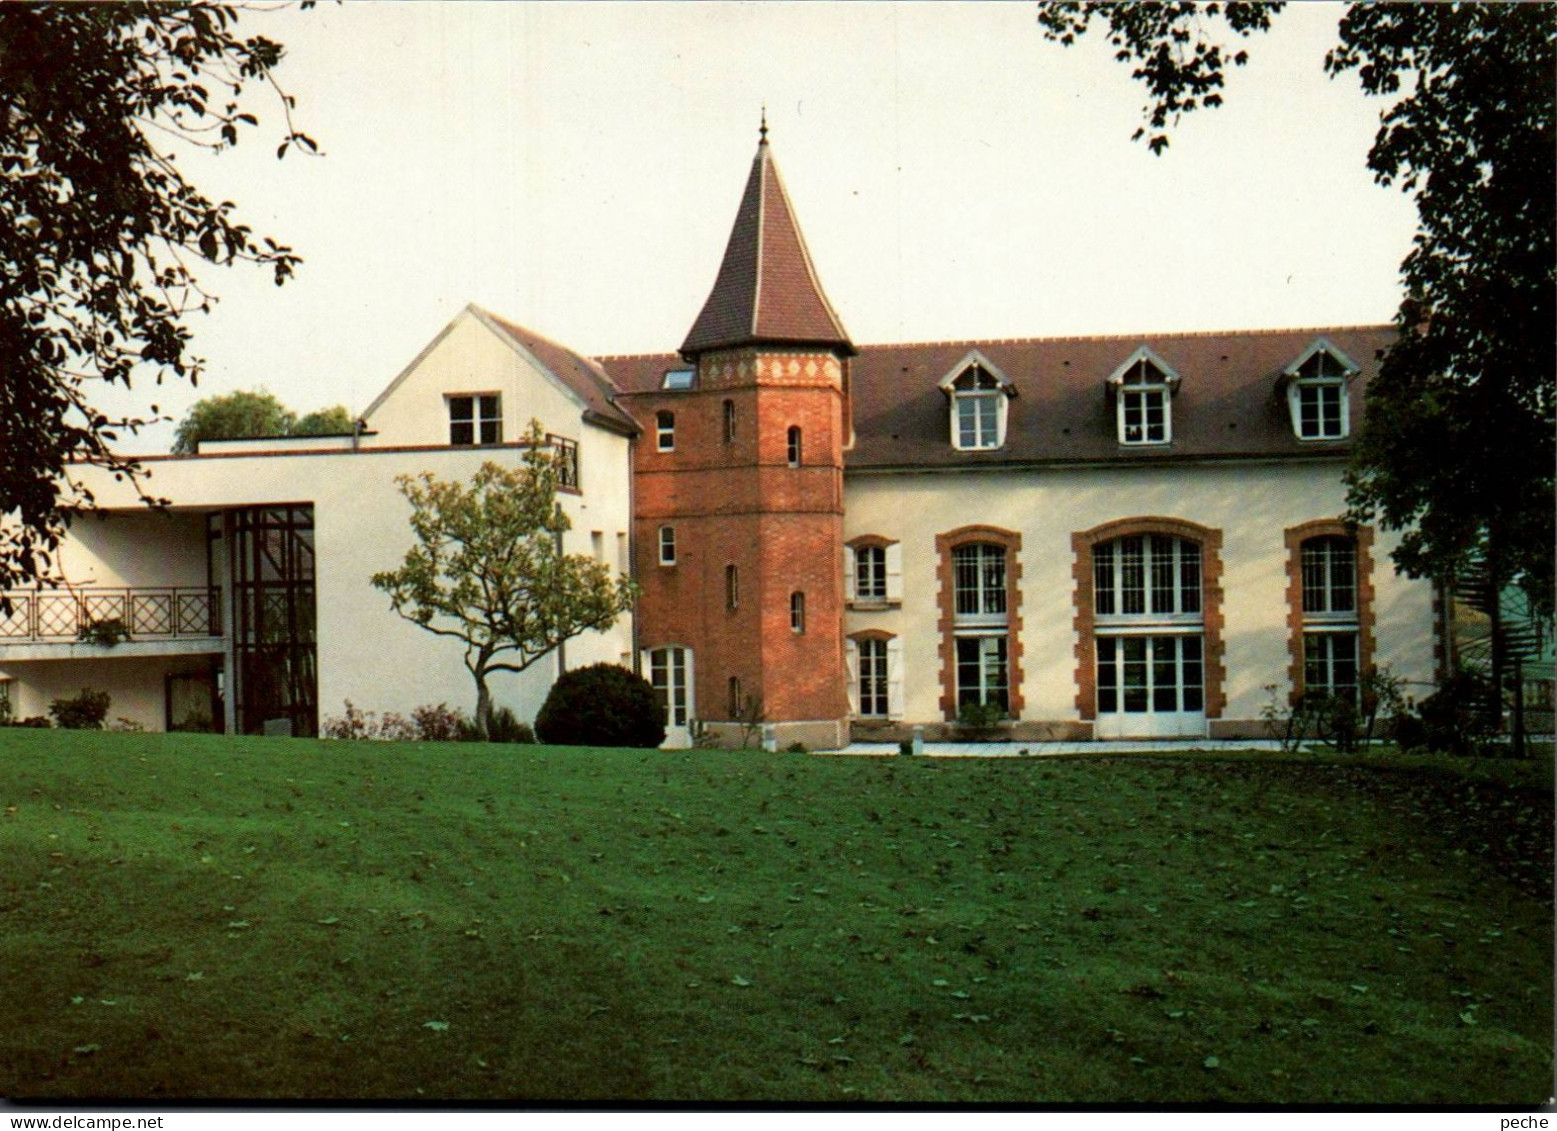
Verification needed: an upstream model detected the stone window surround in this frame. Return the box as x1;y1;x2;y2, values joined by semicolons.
1283;519;1376;703
1071;517;1226;722
935;525;1024;720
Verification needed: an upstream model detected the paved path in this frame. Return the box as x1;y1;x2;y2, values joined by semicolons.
826;739;1294;757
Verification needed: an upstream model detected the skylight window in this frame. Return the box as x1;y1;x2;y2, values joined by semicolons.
662;368;695;391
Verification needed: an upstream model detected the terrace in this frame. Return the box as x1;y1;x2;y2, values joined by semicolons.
0;585;223;661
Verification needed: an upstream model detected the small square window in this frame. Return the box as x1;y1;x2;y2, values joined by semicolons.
449;394;501;446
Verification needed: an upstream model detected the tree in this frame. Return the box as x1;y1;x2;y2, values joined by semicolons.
171;389;353;453
371;422;637;740
0;4;316;596
1038;4;1556;630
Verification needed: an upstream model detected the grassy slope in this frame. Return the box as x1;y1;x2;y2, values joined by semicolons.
0;730;1550;1104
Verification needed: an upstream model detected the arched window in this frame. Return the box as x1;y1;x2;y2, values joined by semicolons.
1073;518;1224;738
725;564;739;611
1286;524;1372;703
936;527;1024;720
728;675;743;719
787;426;803;467
656;410;675;451
790;591;806;633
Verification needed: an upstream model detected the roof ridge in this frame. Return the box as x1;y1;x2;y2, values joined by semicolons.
852;323;1396;351
482;307;625;393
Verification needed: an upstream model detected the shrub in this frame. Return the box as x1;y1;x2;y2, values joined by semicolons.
77;617;130;648
411;702;468;742
956;700;1006;739
486;705;535;744
1412;669;1498;756
320;700;416;742
49;688;111;730
534;663;665;748
4;716;51;729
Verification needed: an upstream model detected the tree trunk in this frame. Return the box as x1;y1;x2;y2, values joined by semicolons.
474;671;493;741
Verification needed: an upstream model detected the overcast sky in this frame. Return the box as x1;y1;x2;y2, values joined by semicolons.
105;1;1419;452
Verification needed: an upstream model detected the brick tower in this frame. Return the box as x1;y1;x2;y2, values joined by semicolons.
630;124;854;749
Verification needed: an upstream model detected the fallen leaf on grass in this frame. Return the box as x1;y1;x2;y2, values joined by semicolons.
423;1020;450;1032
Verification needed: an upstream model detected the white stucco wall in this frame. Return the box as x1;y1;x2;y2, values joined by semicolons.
843;459;1436;730
361;309;587;450
2;310;635;734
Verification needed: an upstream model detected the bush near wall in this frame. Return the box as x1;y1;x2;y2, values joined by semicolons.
48;689;111;730
535;664;665;749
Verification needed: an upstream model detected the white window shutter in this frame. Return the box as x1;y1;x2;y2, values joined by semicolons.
843;546;856;601
844;638;860;715
887;637;905;719
885;542;903;602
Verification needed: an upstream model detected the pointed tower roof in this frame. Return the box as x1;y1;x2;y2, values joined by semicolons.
680;127;854;359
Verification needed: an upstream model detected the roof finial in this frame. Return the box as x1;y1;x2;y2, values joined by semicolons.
759;105;768;145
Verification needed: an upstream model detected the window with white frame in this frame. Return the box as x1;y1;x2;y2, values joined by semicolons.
952;542;1007;623
658;525;676;566
847;635;903;719
956;636;1009;711
950;542;1009;712
1300;535;1360;700
857;637;890;717
1113;357;1173;445
950;365;1005;450
855;545;887;601
448;394;501;446
1287;348;1352;440
656;410;675;451
1092;534;1205;718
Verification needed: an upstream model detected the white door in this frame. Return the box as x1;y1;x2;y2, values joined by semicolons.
647;646;694;748
1095;634;1207;739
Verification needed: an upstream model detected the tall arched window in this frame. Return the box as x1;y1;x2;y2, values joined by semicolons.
723;399;736;443
1285;522;1374;703
790;591;806;633
787;426;803;467
725;564;739;611
936;526;1024;719
1073;518;1224;738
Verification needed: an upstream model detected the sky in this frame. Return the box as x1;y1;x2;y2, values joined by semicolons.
103;1;1420;452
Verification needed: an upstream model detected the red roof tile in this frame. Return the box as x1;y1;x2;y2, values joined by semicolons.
679;138;853;358
598;324;1396;466
481;309;639;436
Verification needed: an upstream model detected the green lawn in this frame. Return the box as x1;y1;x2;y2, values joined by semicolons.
1;729;1550;1104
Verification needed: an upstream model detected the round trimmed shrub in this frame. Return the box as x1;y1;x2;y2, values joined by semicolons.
534;663;665;748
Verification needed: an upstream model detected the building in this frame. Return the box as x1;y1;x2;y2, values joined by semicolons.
0;131;1437;744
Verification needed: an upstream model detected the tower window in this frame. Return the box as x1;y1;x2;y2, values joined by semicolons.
656;410;675;451
787;426;803;467
790;591;806;633
723;399;737;444
726;564;739;611
658;525;676;566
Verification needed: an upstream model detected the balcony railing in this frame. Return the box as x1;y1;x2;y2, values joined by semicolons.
0;587;222;644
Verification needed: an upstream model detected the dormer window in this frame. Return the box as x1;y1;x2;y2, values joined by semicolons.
939;352;1014;452
1107;348;1179;446
1284;341;1357;441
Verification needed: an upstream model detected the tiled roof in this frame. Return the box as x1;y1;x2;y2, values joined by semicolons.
596;323;1396;467
679;138;853;358
480;309;639;436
